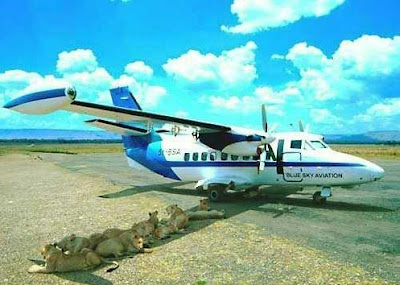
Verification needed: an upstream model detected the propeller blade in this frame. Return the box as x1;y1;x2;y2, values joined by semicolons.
261;104;267;132
298;120;304;132
259;151;266;172
267;144;276;161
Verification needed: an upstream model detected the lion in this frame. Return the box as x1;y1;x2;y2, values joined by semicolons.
95;230;152;258
28;244;119;273
55;234;90;254
166;204;188;230
132;210;159;236
88;233;109;250
187;209;226;220
153;223;178;240
103;228;128;239
131;210;159;245
198;198;210;211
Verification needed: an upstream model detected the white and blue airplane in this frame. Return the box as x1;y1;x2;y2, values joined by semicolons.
3;86;385;203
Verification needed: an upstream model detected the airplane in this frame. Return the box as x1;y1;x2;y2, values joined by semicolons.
3;86;385;204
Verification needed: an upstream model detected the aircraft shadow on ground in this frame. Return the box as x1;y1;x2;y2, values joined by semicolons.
41;183;392;284
100;183;393;213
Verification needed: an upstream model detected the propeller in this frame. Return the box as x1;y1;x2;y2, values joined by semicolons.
258;104;276;173
261;104;268;132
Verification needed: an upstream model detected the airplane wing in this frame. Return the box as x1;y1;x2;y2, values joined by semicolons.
3;87;231;134
68;100;231;133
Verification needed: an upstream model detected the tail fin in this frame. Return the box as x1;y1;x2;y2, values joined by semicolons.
110;86;142;110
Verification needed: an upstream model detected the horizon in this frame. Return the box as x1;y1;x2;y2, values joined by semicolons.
1;0;399;134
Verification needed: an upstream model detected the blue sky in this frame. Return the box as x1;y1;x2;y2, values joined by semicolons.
0;0;399;134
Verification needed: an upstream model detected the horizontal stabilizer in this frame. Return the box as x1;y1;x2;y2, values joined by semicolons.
85;119;148;136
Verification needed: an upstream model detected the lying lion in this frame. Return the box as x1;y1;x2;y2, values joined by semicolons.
166;204;188;230
153;223;178;240
28;244;119;273
132;210;159;237
55;234;91;254
187;209;226;220
95;230;152;258
198;198;210;211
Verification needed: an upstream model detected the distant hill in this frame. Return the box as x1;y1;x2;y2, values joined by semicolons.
324;131;400;144
0;129;399;144
0;129;121;141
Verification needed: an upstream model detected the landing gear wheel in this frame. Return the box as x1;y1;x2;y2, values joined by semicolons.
313;191;326;205
208;188;225;202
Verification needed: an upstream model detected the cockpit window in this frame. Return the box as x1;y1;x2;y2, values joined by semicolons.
310;140;327;149
290;140;302;149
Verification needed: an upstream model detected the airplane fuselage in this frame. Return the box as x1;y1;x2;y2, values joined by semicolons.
124;131;384;191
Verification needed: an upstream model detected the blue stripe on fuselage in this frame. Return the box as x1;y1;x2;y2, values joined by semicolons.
163;161;364;168
3;88;66;109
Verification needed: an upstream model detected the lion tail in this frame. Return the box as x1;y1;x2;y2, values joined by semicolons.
102;259;119;273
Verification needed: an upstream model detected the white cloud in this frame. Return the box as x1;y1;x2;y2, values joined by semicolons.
286;42;328;70
366;98;400;116
175;110;188;118
163;41;257;90
56;49;98;74
124;61;154;80
140;85;167;107
332;35;400;77
278;35;400;102
311;108;340;123
222;0;345;34
1;48;167;128
208;84;292;115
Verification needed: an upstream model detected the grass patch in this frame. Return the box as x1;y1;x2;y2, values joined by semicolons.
0;143;123;155
331;144;400;159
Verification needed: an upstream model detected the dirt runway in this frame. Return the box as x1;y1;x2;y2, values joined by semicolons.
0;153;398;284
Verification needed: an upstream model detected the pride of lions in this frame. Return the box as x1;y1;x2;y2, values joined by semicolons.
28;199;225;274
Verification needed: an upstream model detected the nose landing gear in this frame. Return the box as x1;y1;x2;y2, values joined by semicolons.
313;187;332;205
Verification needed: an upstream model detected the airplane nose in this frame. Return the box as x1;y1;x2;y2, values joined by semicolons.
370;163;385;181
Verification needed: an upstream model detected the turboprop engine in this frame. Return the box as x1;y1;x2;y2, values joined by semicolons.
3;87;76;115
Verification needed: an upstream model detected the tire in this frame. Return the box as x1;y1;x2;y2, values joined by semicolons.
313;191;327;205
208;188;225;202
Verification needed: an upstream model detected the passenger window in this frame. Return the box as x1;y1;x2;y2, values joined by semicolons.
193;152;198;161
231;155;238;161
221;153;228;161
210;152;216;161
184;153;190;161
243;156;250;160
201;152;208;161
252;155;259;160
290;140;302;149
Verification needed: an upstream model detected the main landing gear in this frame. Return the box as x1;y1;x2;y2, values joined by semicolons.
313;187;332;205
208;187;226;202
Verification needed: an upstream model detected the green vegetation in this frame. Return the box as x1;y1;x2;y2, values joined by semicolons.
331;144;400;159
0;142;123;155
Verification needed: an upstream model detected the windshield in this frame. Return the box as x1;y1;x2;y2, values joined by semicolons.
310;140;328;149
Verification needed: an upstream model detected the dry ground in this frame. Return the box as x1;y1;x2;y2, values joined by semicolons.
0;149;399;284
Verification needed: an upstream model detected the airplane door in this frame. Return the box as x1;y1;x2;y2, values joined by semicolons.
276;139;303;182
283;152;303;182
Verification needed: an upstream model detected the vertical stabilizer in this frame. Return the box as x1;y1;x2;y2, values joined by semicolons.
110;86;142;110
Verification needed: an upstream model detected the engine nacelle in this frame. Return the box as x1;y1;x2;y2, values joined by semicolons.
3;87;76;115
221;141;260;156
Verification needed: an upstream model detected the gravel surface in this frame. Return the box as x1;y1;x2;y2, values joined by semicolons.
0;153;397;285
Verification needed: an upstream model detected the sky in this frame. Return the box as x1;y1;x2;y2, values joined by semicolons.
0;0;399;134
